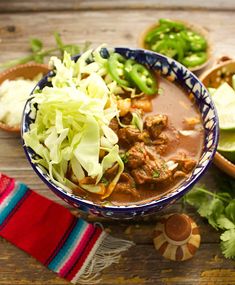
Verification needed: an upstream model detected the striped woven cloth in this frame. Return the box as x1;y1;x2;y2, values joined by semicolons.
0;173;133;284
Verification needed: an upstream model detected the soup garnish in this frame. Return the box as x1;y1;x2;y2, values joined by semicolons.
23;46;204;205
107;53;158;95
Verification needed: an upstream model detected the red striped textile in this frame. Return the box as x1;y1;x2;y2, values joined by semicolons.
0;173;106;283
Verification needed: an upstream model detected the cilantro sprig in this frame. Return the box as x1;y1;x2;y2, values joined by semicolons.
185;178;235;260
0;32;90;70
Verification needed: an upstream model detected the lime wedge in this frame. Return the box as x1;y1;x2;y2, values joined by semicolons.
208;87;216;96
218;130;235;163
218;101;235;130
212;82;235;130
213;82;235;106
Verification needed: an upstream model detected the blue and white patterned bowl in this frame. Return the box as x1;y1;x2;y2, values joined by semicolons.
22;47;219;219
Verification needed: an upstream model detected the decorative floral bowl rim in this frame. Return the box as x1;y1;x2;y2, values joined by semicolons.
21;47;219;214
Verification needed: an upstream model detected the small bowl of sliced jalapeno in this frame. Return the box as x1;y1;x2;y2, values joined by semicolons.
139;18;212;72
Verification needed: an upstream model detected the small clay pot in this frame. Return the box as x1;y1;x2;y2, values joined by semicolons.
0;63;50;133
200;56;235;178
153;213;201;261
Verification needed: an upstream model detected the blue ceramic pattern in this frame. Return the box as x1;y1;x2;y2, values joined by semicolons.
22;47;219;219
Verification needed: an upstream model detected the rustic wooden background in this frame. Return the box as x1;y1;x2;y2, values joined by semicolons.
0;1;235;284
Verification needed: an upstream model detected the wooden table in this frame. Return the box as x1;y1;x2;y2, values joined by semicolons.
0;1;235;284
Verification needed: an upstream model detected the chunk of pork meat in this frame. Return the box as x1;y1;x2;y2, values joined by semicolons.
131;158;171;185
109;118;119;134
171;154;197;173
127;142;172;185
118;127;150;146
127;142;146;169
114;173;140;198
152;134;169;155
144;114;168;139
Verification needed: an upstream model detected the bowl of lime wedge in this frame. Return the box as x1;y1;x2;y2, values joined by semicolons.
200;57;235;177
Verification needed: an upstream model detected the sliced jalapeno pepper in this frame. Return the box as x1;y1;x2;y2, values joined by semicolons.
151;39;177;58
145;25;170;44
175;32;190;52
128;63;158;95
107;53;129;87
124;59;136;85
182;52;207;67
151;37;184;62
159;18;186;31
190;37;207;52
180;30;207;51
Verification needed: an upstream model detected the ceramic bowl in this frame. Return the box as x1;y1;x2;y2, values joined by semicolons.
200;56;235;178
138;19;212;72
0;63;49;132
22;47;219;219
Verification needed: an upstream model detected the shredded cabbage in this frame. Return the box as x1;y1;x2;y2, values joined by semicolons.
24;46;128;198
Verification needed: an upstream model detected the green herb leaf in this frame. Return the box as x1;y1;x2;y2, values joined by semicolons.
225;200;235;224
217;215;235;230
185;187;226;229
54;32;64;55
120;152;129;164
217;192;232;203
184;187;210;209
63;44;81;56
152;170;160;178
206;198;224;229
101;177;109;186
220;229;235;259
0;32;90;70
185;183;235;260
33;54;44;64
30;38;43;53
54;32;64;48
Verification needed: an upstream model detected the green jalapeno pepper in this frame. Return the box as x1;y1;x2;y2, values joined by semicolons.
144;18;208;68
145;25;170;44
107;52;158;95
128;63;158;95
151;39;177;58
182;52;207;67
107;53;130;87
151;37;184;62
159;18;186;31
180;30;207;51
190;37;207;52
124;59;136;85
175;32;190;52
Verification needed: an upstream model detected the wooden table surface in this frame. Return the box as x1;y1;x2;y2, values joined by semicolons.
0;1;235;284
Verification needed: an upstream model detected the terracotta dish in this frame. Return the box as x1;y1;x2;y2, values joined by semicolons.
0;63;50;132
138;19;212;72
154;213;200;261
200;57;235;178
